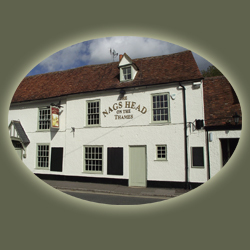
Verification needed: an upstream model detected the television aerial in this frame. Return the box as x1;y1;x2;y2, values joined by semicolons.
110;48;118;62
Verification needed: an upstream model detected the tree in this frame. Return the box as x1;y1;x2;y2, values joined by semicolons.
201;65;223;77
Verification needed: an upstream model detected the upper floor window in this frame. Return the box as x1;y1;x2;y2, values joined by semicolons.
38;107;50;130
122;66;132;80
87;100;100;126
152;93;170;122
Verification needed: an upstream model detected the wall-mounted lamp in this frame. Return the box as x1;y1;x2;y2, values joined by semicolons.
120;89;126;96
171;93;176;100
192;82;201;89
50;101;63;108
71;127;75;138
232;112;240;125
195;119;204;130
118;89;126;100
209;132;213;142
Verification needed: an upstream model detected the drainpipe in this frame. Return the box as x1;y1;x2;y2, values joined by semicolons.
206;130;211;180
179;83;189;189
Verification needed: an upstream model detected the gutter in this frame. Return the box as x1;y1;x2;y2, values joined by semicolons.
179;83;189;189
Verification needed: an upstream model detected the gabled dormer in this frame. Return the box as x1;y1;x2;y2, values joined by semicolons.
118;53;138;82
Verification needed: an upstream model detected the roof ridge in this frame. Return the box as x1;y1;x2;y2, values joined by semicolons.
12;50;202;104
133;50;190;61
204;75;225;79
25;61;119;78
26;50;191;78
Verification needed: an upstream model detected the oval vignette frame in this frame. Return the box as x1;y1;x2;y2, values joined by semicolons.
8;37;242;205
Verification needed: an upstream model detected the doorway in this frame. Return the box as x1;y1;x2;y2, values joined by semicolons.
12;140;23;160
220;138;239;166
129;146;147;187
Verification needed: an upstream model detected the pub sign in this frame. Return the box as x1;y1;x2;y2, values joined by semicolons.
50;106;59;129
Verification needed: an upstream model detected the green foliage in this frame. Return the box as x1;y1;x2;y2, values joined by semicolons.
201;65;223;77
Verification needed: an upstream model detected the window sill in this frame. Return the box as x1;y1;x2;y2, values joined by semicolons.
191;166;205;169
120;79;133;82
84;125;101;128
82;171;103;174
150;121;171;125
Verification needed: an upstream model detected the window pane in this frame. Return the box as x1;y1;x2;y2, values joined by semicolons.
152;94;169;122
85;147;102;171
39;107;51;129
157;146;167;159
87;101;100;125
37;144;49;168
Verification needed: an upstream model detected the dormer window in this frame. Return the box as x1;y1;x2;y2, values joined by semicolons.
119;53;138;82
122;66;132;80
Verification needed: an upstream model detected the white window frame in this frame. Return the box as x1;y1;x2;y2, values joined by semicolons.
83;146;103;174
151;93;170;123
86;100;100;127
36;143;50;169
122;66;132;81
38;107;51;130
156;145;167;161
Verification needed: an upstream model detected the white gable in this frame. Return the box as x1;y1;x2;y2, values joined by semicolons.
119;54;132;67
119;54;137;82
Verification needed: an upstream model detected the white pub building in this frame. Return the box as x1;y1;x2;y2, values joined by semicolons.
8;51;242;189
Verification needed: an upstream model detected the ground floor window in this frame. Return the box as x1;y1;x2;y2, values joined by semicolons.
107;147;123;175
156;145;167;160
50;147;63;172
84;146;103;172
191;147;204;167
37;144;50;169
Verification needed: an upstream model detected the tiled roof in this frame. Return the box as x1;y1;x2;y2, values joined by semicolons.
11;50;203;103
203;76;242;127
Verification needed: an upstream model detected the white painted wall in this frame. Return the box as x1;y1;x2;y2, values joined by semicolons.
9;81;212;184
8;98;67;172
208;130;241;178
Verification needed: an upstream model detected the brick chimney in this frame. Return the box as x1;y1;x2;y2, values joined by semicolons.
119;54;123;61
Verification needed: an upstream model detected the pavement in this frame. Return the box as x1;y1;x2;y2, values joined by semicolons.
43;179;189;199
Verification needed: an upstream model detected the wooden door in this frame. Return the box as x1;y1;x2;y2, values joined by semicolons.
129;146;147;187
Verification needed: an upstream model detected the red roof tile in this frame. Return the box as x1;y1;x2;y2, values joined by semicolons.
11;50;202;103
203;76;242;127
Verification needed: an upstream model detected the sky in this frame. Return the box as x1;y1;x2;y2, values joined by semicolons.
27;36;212;76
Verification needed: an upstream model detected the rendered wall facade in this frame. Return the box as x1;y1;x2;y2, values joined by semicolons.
9;81;211;184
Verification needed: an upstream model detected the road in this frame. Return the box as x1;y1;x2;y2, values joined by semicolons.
63;190;169;205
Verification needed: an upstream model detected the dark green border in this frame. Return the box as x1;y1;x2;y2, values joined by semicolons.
1;1;249;249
